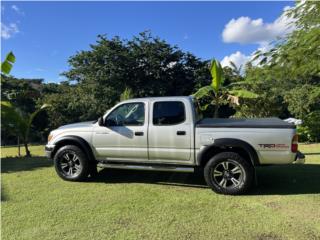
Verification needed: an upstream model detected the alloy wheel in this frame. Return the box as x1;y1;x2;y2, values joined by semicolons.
58;151;82;177
212;159;246;189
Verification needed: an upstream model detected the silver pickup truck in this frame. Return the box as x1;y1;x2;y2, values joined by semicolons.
45;96;305;195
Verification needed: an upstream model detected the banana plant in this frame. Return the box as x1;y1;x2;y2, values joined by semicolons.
1;101;50;157
193;59;258;118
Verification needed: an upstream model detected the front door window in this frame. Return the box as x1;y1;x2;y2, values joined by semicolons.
106;102;145;126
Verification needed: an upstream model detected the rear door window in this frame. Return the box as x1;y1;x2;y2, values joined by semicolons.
153;101;185;125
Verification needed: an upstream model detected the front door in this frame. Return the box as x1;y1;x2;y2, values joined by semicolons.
92;102;148;161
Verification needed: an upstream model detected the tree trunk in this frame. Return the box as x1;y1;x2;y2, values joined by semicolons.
214;105;219;118
213;96;220;118
24;142;31;157
17;136;21;157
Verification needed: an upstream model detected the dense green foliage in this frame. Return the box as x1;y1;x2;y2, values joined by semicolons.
1;76;49;145
39;31;210;129
1;2;319;144
235;1;320;141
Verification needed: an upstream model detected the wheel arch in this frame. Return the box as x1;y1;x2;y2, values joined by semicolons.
51;135;96;162
197;138;259;167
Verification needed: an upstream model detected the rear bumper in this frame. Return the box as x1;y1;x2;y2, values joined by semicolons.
293;151;305;164
45;144;55;159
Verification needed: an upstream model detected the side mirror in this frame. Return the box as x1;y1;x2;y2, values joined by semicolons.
105;118;117;127
98;117;104;126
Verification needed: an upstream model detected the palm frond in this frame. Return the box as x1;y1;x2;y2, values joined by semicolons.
192;85;213;99
228;89;258;98
25;104;51;141
1;101;27;136
1;52;16;74
210;59;224;93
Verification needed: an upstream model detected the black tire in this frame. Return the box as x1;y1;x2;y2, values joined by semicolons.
54;145;89;181
89;163;98;178
204;152;254;195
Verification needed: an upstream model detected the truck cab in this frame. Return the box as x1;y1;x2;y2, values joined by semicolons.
93;97;195;164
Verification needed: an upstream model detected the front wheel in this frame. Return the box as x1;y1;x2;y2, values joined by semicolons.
54;145;89;181
204;152;254;195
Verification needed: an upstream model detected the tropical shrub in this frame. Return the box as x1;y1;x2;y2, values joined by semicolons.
297;111;320;142
1;101;50;156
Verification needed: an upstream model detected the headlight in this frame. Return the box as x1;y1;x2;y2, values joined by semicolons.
48;133;53;142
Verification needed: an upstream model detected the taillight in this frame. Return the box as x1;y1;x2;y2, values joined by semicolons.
291;134;298;152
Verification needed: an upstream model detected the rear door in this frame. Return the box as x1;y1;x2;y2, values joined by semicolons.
148;100;192;163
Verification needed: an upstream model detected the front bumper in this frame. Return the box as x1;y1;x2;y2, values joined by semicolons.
293;151;305;164
45;144;55;159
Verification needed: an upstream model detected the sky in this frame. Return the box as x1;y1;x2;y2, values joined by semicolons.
1;1;295;83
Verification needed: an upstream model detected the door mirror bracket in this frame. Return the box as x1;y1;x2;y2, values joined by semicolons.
98;117;104;126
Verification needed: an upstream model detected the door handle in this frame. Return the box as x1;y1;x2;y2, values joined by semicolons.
177;131;186;135
135;131;144;136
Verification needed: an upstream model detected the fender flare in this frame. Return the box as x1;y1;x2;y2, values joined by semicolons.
51;135;96;162
197;138;259;166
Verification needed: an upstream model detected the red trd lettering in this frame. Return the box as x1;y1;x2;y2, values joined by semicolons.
258;144;289;149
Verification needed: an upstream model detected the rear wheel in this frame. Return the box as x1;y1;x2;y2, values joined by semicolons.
54;145;89;181
204;152;254;195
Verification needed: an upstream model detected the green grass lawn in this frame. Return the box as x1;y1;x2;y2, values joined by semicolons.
1;144;320;240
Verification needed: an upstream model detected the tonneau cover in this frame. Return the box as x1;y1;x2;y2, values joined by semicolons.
196;117;296;129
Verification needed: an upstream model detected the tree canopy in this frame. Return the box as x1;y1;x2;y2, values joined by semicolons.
36;31;209;128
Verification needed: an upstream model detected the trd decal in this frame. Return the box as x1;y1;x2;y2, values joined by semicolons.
258;144;289;149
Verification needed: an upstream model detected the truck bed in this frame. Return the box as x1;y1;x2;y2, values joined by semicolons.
196;117;295;129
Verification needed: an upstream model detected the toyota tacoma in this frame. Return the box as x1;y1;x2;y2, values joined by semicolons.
45;96;305;195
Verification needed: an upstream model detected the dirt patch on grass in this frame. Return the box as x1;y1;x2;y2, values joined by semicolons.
256;233;282;240
264;202;281;210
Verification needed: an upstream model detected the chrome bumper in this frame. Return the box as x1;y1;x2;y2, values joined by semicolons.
293;151;305;164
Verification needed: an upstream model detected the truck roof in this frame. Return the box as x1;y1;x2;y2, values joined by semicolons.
122;96;193;103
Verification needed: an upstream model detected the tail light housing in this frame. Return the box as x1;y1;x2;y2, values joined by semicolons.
291;134;298;152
